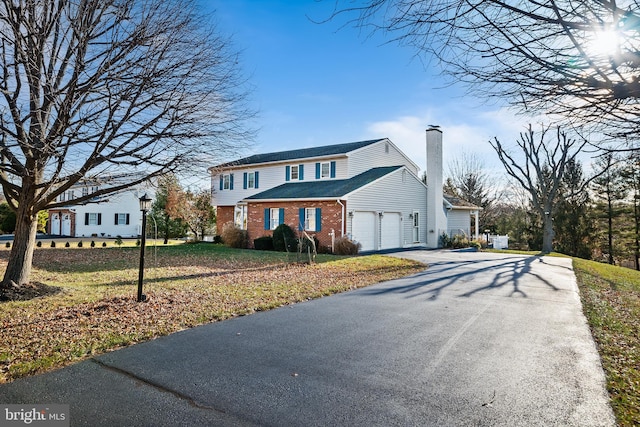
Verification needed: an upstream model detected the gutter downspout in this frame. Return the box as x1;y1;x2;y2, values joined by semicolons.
336;199;345;237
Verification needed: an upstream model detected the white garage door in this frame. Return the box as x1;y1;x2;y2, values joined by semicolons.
380;212;401;250
352;211;376;251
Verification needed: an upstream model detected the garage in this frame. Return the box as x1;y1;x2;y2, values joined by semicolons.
380;212;401;250
352;211;376;251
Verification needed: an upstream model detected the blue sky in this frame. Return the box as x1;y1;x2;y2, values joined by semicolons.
202;0;531;183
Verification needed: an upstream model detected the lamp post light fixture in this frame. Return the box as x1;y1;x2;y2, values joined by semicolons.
137;193;152;302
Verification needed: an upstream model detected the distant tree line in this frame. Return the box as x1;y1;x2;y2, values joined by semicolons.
447;142;640;269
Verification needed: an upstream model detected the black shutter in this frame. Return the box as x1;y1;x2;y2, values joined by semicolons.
97;213;102;225
85;213;89;225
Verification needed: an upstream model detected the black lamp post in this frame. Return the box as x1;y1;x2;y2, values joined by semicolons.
137;193;152;302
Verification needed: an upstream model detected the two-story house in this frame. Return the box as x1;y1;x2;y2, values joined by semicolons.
209;128;479;252
48;181;155;238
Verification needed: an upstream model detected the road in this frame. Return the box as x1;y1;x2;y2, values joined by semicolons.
0;250;615;426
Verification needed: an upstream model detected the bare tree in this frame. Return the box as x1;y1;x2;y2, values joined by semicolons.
0;0;253;291
333;1;640;143
490;125;588;253
446;152;500;231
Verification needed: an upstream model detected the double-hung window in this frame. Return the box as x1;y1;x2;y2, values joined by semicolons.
291;166;299;180
115;213;130;225
243;171;259;189
223;174;230;190
85;213;102;226
321;162;331;178
299;208;322;232
264;208;284;230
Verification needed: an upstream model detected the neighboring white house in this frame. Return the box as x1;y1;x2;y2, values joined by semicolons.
209;128;481;252
48;183;155;238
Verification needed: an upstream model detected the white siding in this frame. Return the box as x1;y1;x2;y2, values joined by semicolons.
446;209;471;237
347;140;419;177
72;187;154;238
346;167;427;249
211;158;349;207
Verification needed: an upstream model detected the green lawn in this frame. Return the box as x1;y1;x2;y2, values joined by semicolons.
0;243;424;383
572;258;640;427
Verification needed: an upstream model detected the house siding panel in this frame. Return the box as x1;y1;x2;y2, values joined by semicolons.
446;210;471;237
347;140;419;177
346;168;427;248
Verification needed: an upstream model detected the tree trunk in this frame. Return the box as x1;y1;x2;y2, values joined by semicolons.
542;213;554;254
1;207;39;289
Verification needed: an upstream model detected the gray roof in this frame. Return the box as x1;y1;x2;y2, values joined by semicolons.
216;139;385;168
245;166;403;200
443;193;481;209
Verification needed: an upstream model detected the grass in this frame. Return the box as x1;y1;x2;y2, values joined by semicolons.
0;243;425;383
572;258;640;427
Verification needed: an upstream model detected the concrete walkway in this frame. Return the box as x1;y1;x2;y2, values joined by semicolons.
0;250;615;426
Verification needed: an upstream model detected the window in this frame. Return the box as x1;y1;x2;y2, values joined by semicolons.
412;212;419;243
59;192;65;202
264;208;284;230
286;165;304;181
234;205;248;230
321;162;331;178
219;173;234;190
270;208;280;230
66;190;74;200
115;213;130;225
299;207;322;232
82;187;88;197
85;213;102;226
243;171;259;189
315;161;336;179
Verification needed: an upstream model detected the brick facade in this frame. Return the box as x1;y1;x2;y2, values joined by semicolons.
247;200;346;252
215;205;235;235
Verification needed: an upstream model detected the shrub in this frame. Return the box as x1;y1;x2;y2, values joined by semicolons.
221;222;248;249
77;241;83;248
115;236;123;247
451;234;470;249
90;241;96;248
4;242;10;248
440;232;452;248
64;242;70;248
36;241;42;247
50;241;56;248
272;223;296;252
102;242;107;247
213;235;223;244
470;240;481;250
334;237;360;255
254;236;274;251
136;239;141;246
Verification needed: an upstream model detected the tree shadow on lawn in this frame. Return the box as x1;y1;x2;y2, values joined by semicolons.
361;256;561;301
85;264;291;288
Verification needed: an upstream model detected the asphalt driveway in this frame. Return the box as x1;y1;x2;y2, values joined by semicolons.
0;250;615;426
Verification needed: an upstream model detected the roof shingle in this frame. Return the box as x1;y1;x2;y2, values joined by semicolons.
215;139;385;168
245;166;403;200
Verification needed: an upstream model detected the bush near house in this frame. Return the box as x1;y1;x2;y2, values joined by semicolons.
334;237;360;255
221;222;248;249
254;236;274;251
273;224;297;252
